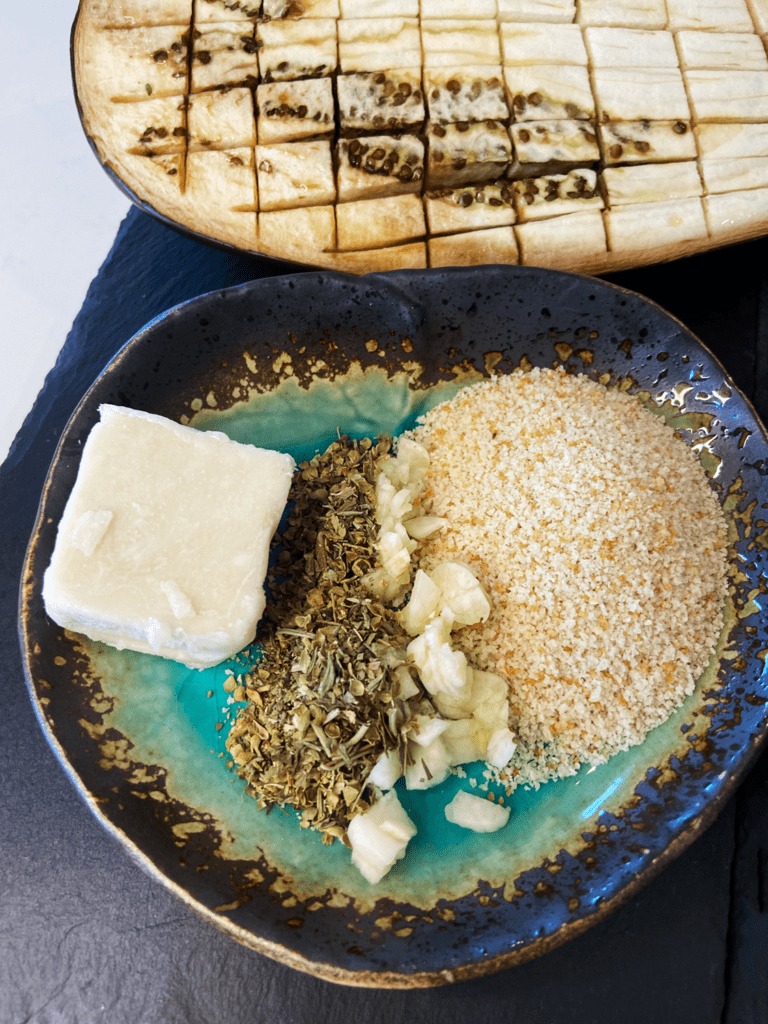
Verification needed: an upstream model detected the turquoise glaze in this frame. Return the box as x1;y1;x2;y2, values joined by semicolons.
84;365;729;907
191;365;471;455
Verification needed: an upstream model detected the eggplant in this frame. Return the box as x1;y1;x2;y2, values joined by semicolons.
73;0;768;271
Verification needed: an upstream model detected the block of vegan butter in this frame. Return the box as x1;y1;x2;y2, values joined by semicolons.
42;405;295;668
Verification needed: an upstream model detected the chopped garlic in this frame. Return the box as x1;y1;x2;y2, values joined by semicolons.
403;515;448;540
410;713;451;747
375;473;399;524
429;561;491;626
348;790;417;884
405;735;451;790
444;790;510;833
349;434;519;882
364;438;434;604
379;483;414;530
400;568;441;636
486;726;517;768
360;564;411;604
393;665;420;701
366;747;403;791
432;668;514;766
442;718;486;765
400;560;488;635
407;611;470;698
382;436;431;488
377;528;412;578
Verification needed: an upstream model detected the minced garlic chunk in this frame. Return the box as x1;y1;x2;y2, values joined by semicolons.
348;790;417;885
445;790;510;833
363;438;447;603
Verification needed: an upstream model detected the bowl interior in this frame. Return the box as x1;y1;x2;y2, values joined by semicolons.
20;266;768;986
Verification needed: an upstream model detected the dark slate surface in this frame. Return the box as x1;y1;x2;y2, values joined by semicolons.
2;207;767;1023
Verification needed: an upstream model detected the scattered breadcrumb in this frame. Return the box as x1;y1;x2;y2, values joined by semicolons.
407;367;729;787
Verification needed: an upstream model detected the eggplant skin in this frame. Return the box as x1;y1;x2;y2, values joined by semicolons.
72;0;768;273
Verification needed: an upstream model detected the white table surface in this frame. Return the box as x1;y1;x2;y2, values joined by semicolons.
1;1;130;464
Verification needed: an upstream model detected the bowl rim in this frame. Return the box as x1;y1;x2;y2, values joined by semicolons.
18;264;768;987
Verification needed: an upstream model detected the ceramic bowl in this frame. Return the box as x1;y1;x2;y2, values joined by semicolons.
19;266;768;987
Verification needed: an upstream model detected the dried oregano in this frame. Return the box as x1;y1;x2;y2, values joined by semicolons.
226;435;425;845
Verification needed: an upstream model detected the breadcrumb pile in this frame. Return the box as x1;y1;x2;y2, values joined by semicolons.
408;367;729;782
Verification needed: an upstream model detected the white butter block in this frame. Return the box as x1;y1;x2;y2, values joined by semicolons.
42;405;295;669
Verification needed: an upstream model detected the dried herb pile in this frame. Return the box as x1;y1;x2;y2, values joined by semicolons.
226;435;420;844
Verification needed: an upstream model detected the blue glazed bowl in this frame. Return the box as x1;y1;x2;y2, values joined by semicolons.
19;266;768;986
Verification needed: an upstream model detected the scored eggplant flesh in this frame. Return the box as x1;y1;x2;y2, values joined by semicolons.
74;0;768;272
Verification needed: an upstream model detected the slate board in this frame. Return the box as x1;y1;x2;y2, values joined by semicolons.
2;208;766;1023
